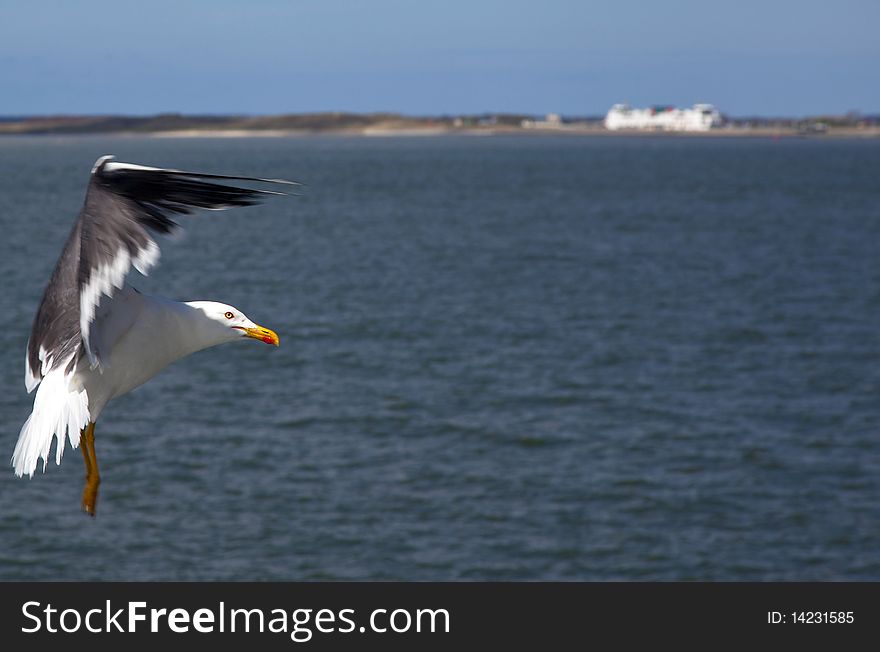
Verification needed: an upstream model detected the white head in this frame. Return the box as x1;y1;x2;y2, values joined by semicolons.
184;301;280;348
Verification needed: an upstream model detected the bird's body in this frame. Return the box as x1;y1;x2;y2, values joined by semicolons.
12;156;290;514
78;288;184;419
77;288;251;420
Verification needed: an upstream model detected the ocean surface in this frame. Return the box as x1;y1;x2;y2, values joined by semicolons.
0;134;878;580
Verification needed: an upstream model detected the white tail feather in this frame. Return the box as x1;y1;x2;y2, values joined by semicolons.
12;362;90;478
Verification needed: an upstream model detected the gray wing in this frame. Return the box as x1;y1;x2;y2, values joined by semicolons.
25;155;295;391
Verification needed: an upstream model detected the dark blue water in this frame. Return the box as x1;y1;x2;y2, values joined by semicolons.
0;135;878;580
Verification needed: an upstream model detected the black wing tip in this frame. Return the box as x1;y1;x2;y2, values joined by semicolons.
92;156;302;188
171;170;303;188
185;170;305;187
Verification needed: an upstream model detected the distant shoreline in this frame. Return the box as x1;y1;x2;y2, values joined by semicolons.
4;128;878;139
0;112;878;139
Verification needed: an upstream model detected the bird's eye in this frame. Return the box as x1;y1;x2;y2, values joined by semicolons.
224;311;234;320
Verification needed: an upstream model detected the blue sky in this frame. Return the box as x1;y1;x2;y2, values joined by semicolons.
1;0;877;116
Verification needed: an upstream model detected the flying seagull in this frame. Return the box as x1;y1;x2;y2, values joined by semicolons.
12;155;296;516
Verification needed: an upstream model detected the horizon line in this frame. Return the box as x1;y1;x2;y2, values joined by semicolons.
2;108;878;121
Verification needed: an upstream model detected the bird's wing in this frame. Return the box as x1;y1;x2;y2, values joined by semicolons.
86;283;144;371
25;156;295;390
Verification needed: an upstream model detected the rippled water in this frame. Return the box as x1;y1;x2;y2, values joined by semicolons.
0;135;878;580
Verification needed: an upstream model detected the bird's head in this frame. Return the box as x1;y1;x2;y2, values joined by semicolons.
185;301;280;347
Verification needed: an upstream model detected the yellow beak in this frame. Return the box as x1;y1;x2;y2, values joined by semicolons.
241;324;280;346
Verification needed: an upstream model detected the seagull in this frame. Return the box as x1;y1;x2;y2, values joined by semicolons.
12;155;295;516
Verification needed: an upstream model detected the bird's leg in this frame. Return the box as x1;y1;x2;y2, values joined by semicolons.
79;422;100;517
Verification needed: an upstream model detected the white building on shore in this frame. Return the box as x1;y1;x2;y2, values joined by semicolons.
605;103;722;131
521;113;564;129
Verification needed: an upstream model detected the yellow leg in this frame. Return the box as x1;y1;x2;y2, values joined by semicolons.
79;422;100;517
